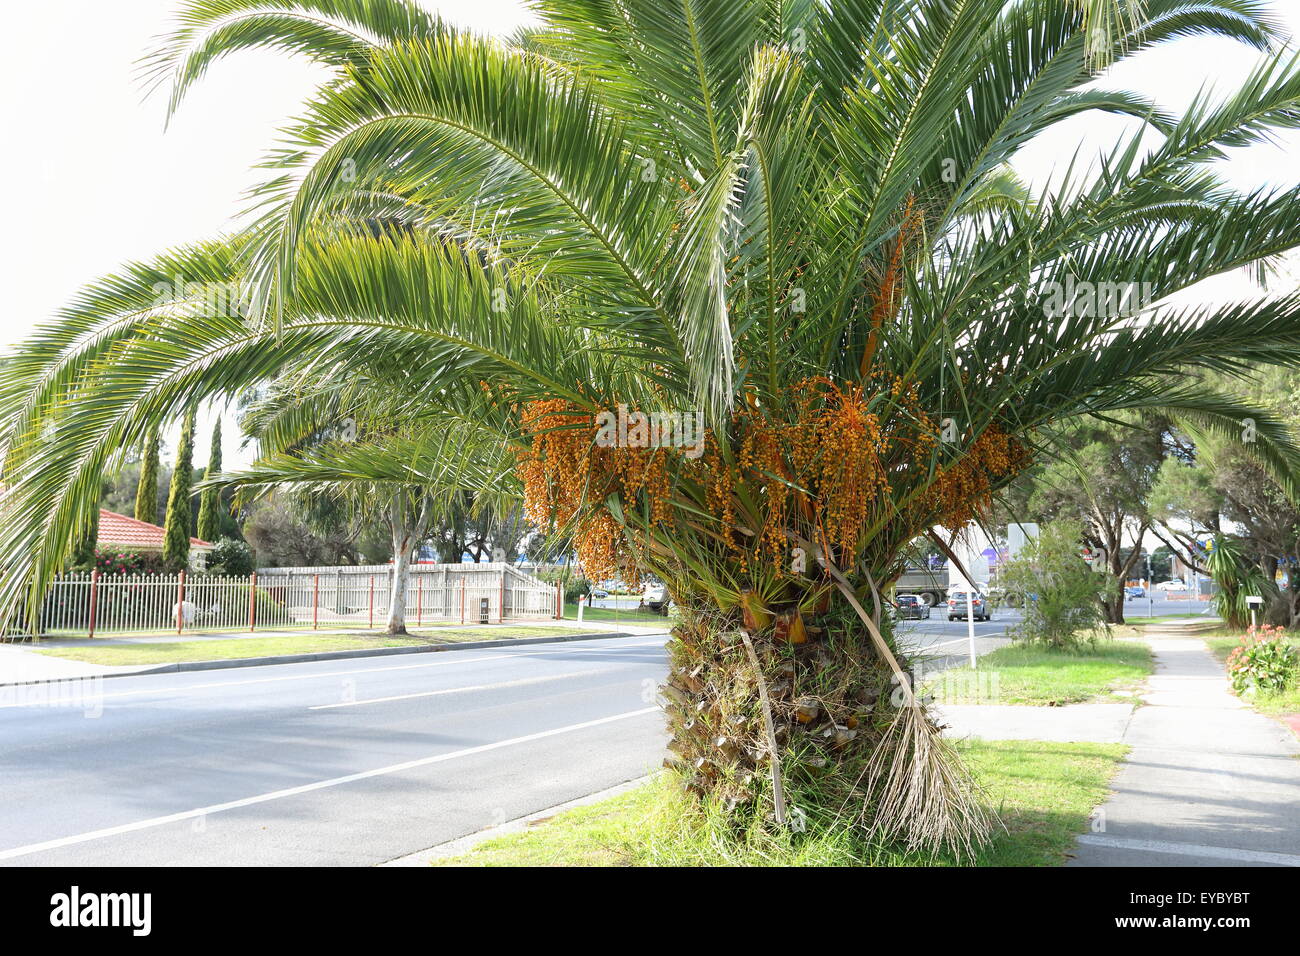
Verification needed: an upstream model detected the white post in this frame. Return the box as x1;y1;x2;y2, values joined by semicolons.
965;587;977;668
1247;595;1263;631
577;594;585;623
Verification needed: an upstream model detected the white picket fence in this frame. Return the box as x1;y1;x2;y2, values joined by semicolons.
38;567;560;638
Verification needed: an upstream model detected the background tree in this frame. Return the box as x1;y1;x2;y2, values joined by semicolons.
1025;416;1168;623
134;427;160;524
226;426;512;634
196;417;223;542
162;408;195;570
428;495;530;564
1151;430;1300;626
242;498;360;566
65;486;105;572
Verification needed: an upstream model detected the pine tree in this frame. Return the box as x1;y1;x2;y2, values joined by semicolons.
196;417;222;543
134;426;160;524
162;408;196;570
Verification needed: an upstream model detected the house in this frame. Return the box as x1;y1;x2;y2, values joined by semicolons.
97;510;214;570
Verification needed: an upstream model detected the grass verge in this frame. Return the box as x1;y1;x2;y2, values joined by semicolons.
1204;632;1300;718
562;602;666;624
31;625;596;666
437;739;1128;867
929;637;1153;705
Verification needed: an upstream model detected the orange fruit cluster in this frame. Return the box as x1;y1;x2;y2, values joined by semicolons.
925;424;1032;527
516;399;675;580
516;385;1030;583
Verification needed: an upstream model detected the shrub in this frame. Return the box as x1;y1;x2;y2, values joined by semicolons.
998;520;1108;651
1226;624;1299;698
206;537;255;576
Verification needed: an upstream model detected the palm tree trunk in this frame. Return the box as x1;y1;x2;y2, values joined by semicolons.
660;585;988;855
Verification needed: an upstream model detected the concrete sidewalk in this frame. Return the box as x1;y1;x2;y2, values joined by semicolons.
1069;637;1300;867
934;702;1134;743
0;643;147;683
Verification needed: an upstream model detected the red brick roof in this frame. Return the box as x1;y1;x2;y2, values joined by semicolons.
98;510;212;551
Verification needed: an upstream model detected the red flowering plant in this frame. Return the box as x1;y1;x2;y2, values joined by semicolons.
1226;624;1299;698
92;549;168;577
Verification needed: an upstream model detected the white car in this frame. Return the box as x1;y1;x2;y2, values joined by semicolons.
1156;579;1188;592
643;582;669;613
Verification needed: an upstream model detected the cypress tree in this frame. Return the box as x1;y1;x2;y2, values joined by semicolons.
196;417;222;543
162;408;196;570
134;426;160;524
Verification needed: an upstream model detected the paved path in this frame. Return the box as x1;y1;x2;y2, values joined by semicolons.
933;702;1134;743
1069;637;1300;867
0;643;146;682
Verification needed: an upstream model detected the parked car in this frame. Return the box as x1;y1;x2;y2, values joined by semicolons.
1156;579;1188;592
984;584;1024;608
893;594;931;620
1124;585;1145;599
947;590;992;622
643;582;669;613
589;588;609;599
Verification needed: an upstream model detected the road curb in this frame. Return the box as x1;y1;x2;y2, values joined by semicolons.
379;773;660;866
0;629;667;688
1138;617;1223;637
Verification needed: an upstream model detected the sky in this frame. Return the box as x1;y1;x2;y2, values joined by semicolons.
1;0;1297;471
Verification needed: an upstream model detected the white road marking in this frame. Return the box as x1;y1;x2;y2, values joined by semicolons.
913;635;1002;651
1075;834;1300;866
0;707;660;862
309;669;610;709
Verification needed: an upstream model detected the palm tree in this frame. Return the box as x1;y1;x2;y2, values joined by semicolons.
5;0;1300;855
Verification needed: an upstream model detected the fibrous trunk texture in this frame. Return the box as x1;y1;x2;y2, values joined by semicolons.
661;596;990;858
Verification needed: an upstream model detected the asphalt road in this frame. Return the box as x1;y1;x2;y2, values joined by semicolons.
0;634;671;866
0;595;1197;866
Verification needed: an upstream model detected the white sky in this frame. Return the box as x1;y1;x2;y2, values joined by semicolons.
1;0;1297;469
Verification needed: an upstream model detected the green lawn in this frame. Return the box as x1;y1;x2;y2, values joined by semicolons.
1124;613;1208;624
929;638;1153;706
1205;632;1300;718
437;739;1128;867
32;625;595;666
562;602;667;624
